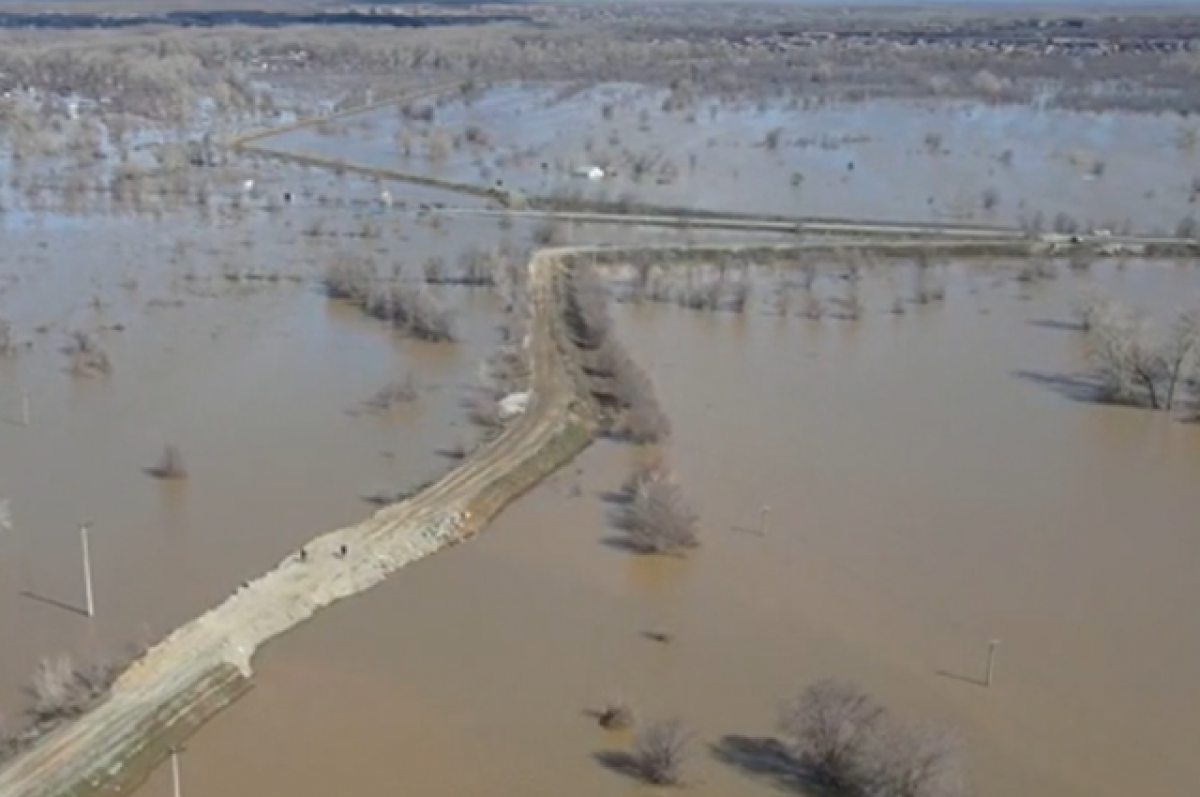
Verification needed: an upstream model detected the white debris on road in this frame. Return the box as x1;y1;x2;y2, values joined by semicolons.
499;392;531;419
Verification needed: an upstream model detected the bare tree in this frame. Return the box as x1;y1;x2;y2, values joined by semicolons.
613;355;672;444
323;257;374;300
356;283;458;343
1086;301;1200;411
66;331;112;378
868;719;964;797
28;656;80;724
779;679;963;797
778;678;886;792
618;465;699;555
631;718;694;785
1073;291;1111;332
1;644;143;764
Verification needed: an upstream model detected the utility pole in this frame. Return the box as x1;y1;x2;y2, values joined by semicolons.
985;639;1000;687
170;746;184;797
758;504;771;536
80;522;95;618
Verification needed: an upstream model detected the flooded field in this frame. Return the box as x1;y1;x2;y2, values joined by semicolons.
0;160;790;728
3;61;1200;797
265;82;1200;233
145;257;1200;797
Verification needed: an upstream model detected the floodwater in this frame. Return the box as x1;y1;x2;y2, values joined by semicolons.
265;82;1200;233
0;164;785;727
0;177;511;721
156;257;1200;797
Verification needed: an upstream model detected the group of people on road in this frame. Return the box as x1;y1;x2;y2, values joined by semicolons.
296;543;348;563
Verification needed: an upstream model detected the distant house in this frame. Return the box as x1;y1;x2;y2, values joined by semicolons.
572;165;605;181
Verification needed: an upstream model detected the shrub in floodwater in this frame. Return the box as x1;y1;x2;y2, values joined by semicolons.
323;257;373;300
617;465;699;555
597;693;638;730
362;374;419;413
563;267;670;442
630;719;694;785
778;678;964;797
352;281;457;343
65;330;112;377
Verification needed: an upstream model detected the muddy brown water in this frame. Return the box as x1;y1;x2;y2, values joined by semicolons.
121;258;1200;797
2;100;1197;795
0;192;517;717
0;185;784;726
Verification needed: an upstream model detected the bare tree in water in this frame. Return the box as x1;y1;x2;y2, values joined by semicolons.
1086;301;1200;411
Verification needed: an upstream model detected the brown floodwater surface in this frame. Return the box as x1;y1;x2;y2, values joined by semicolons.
0;205;507;722
0;189;783;730
165;259;1200;797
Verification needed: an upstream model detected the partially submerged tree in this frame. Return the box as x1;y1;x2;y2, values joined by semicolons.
1085;299;1200;411
66;331;112;378
869;719;964;797
618;465;699;555
362;375;419;413
779;678;886;792
630;718;694;786
778;679;963;797
564;265;671;442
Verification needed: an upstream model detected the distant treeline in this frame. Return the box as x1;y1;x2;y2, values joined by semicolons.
0;8;527;31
